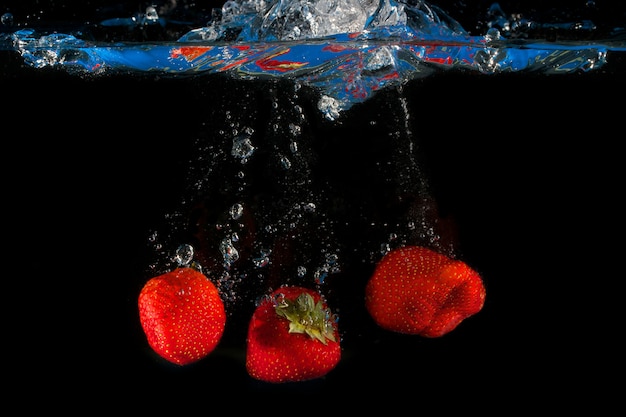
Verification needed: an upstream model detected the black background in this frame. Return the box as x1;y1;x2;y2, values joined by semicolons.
2;0;624;408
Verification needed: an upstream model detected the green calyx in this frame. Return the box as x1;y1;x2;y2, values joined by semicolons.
275;292;337;345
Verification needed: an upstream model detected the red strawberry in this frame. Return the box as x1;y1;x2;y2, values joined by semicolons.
246;286;341;383
365;245;486;337
138;267;226;365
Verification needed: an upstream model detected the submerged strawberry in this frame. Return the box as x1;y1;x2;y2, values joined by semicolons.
246;286;341;383
138;267;226;365
365;245;486;337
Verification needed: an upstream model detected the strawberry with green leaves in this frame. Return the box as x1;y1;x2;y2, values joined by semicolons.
138;267;226;365
246;286;341;383
365;245;486;337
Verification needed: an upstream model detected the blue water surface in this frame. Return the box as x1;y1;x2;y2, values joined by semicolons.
5;0;626;119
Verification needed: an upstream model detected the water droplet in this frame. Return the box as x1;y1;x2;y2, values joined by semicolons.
230;203;244;220
173;244;195;266
303;202;316;213
318;95;341;121
231;128;255;162
1;13;14;26
279;155;292;170
145;6;159;22
314;267;328;284
253;255;270;268
220;238;239;268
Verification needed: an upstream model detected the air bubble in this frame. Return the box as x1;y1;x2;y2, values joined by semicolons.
230;203;244;220
173;243;194;266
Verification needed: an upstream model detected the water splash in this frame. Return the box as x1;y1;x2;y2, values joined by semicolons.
8;0;624;119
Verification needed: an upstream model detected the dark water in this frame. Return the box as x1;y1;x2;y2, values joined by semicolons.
2;0;624;405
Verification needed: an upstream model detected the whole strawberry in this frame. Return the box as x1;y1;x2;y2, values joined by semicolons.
246;286;341;383
138;267;226;365
365;245;486;337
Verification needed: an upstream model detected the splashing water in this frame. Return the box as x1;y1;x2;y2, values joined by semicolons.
6;0;625;120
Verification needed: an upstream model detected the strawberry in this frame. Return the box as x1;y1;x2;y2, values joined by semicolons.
246;286;341;383
138;267;226;365
365;245;486;337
